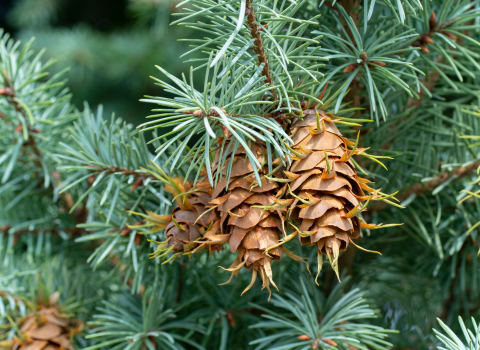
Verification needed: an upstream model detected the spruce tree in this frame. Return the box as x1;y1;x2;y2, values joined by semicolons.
2;0;480;349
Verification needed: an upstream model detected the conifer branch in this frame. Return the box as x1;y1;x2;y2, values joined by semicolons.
84;165;157;192
0;85;43;168
407;8;472;107
371;159;480;212
0;90;94;239
326;0;363;118
245;0;274;93
0;226;84;236
386;12;464;145
337;0;361;42
0;74;91;235
411;11;460;54
0;291;22;303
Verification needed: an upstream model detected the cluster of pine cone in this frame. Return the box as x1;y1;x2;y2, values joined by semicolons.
146;108;381;296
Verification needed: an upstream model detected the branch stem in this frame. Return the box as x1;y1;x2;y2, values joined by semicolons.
371;159;480;212
0;86;43;167
245;0;275;97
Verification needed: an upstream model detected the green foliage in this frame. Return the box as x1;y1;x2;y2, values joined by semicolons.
141;0;330;183
0;29;76;253
3;0;480;349
0;252;118;347
251;278;393;349
84;274;205;350
57;106;174;292
141;58;292;185
434;316;480;350
317;20;419;121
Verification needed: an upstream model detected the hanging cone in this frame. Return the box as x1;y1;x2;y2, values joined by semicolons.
146;176;223;261
286;109;379;282
212;137;291;297
3;293;82;350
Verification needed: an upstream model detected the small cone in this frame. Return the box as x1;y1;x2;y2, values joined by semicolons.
149;177;223;260
213;138;287;297
287;109;375;281
165;178;221;254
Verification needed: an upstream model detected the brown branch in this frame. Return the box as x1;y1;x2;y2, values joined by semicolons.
411;12;462;54
0;226;84;235
403;12;448;108
331;0;363;117
0;85;43;168
0;291;23;303
318;0;363;293
1;226;85;245
404;10;466;108
371;159;480;212
0;79;91;234
245;0;275;97
337;0;361;43
84;165;157;192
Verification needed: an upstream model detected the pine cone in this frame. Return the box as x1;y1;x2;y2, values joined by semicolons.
148;177;225;261
165;179;224;255
210;138;294;297
3;293;82;350
286;109;377;281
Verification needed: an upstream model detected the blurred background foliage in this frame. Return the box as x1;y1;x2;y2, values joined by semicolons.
2;0;195;125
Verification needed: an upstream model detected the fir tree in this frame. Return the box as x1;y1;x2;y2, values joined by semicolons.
2;0;480;349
